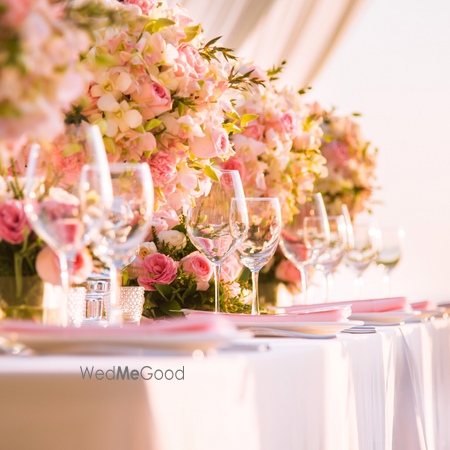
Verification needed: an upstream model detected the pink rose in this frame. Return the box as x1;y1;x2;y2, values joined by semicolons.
122;0;157;15
137;253;178;291
36;246;93;286
280;111;299;137
220;254;242;282
175;43;207;79
190;126;230;159
322;141;350;167
132;81;172;116
141;151;177;187
40;187;79;221
242;121;264;141
224;281;241;299
154;209;180;229
51;135;86;187
0;200;28;244
180;251;213;291
222;157;246;183
146;217;169;241
48;218;83;247
275;259;302;285
196;235;232;259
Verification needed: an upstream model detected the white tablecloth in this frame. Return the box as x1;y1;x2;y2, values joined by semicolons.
1;319;449;450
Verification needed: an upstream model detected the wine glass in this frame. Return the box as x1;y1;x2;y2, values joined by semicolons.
341;204;354;250
232;198;282;315
186;169;248;313
24;124;112;326
344;223;379;299
316;216;347;302
86;163;154;325
279;192;330;304
376;226;405;296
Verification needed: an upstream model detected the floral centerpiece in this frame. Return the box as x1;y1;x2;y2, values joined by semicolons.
223;64;328;301
314;107;377;218
67;0;262;316
0;0;94;319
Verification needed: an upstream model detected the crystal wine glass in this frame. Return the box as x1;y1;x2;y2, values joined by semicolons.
344;223;379;299
376;226;404;296
186;169;248;313
232;198;282;315
315;216;347;302
86;163;154;325
279;192;330;304
24;124;112;326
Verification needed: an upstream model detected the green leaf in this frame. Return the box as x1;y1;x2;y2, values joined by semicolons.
223;123;243;134
154;186;166;201
103;137;115;155
145;118;162;131
171;224;186;233
178;101;184;117
61;143;82;157
151;18;176;32
182;24;201;43
204;165;219;182
182;282;198;301
238;267;251;282
323;135;334;143
134;124;145;134
226;111;241;122
352;112;362;117
298;86;312;95
143;149;158;158
154;283;173;300
159;300;183;317
241;114;258;127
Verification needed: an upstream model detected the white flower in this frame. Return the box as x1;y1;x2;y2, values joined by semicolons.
98;95;142;137
91;70;132;101
158;230;187;250
139;242;157;259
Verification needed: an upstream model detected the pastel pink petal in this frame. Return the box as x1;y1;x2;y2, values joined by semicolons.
97;94;120;112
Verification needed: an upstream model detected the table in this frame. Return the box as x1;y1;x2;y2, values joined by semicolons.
0;319;449;450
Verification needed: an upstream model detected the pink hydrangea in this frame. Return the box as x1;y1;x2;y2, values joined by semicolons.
137;253;178;291
122;0;157;15
142;151;177;187
0;200;28;244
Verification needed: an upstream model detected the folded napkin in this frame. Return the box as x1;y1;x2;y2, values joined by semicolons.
411;300;439;311
186;306;352;323
278;297;411;314
0;315;236;336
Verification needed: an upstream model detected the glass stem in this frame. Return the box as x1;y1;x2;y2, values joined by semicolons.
213;264;221;314
298;265;308;305
324;272;334;303
382;272;390;297
109;263;123;326
58;253;74;327
251;269;260;315
354;274;365;300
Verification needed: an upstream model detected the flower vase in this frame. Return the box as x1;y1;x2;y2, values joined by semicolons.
0;276;45;321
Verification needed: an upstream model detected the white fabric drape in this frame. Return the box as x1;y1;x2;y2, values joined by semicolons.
168;0;369;89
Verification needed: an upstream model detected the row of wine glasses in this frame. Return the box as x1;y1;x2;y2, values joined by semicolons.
24;124;154;326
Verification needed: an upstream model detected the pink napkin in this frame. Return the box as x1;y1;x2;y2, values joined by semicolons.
280;297;410;314
0;315;236;336
411;300;438;311
186;306;352;323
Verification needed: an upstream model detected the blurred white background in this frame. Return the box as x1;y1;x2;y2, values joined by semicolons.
308;0;450;302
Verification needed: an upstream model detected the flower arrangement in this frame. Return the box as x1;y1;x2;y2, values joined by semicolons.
223;63;327;223
314;107;377;218
0;0;91;166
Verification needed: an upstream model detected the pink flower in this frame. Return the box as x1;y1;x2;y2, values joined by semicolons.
220;254;242;282
145;217;169;240
132;80;172;116
322;141;350;167
190;126;230;159
137;253;178;291
180;251;213;291
175;43;207;79
35;246;93;286
41;187;79;221
122;0;157;15
0;200;28;244
280;111;299;137
222;157;246;183
154;209;180;229
141;151;177;187
242;121;264;141
224;281;241;299
48;219;83;247
275;259;302;285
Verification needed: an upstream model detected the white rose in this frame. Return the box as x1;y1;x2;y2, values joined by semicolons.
158;230;187;250
139;242;157;259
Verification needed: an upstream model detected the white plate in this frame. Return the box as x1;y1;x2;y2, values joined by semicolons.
413;307;448;319
349;311;417;323
0;330;238;354
234;320;363;335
